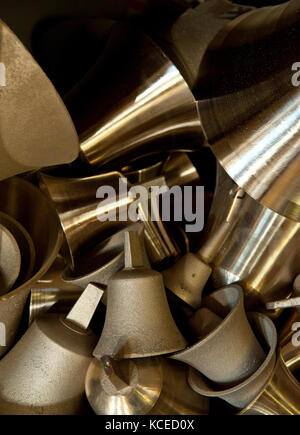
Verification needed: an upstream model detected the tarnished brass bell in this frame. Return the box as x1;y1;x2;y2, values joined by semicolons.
0;19;78;181
162;187;244;308
0;177;62;358
171;285;266;387
93;231;187;359
0;283;104;414
188;312;277;409
197;0;300;222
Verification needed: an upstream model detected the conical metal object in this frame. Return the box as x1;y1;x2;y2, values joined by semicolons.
85;356;163;415
162;187;244;308
0;177;62;358
239;348;300;415
39;153;198;270
85;356;209;416
0;283;104;414
64;23;204;171
171;285;265;387
188;312;277;409
0;19;78;180
204;165;300;311
93;231;187;359
197;0;300;222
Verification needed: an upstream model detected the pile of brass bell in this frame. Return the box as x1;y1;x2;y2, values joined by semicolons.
0;0;299;415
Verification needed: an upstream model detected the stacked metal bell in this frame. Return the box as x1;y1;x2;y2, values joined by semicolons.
0;0;299;415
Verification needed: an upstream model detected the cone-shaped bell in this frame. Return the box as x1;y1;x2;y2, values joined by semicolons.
197;1;300;221
0;177;62;358
171;285;265;387
204;165;300;311
64;23;204;170
188;312;277;409
93;231;187;359
85;356;209;416
0;283;104;414
162;186;244;308
239;348;300;415
85;356;163;415
0;20;78;180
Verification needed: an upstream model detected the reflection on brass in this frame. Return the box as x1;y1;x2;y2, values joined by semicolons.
197;1;300;221
93;231;187;360
240;349;300;415
85;357;209;416
0;178;62;358
205;165;300;311
75;27;204;170
0;20;78;181
0;284;103;414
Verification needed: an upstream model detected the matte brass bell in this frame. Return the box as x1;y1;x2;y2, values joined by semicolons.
205;165;300;311
171;285;265;388
93;231;187;359
162;187;244;308
197;0;300;222
0;283;104;414
188;312;277;409
0;19;78;181
0;177;62;358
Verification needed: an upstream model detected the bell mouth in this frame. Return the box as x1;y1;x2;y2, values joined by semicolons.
0;177;62;302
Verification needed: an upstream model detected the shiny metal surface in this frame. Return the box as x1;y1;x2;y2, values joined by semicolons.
240;349;300;415
197;0;300;221
29;255;83;325
93;231;187;359
72;27;204;170
0;224;21;295
205;165;300;310
0;283;103;414
39;154;199;270
150;359;210;415
188;312;277;409
171;286;265;387
0;19;78;180
0;178;62;358
85;356;163;415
